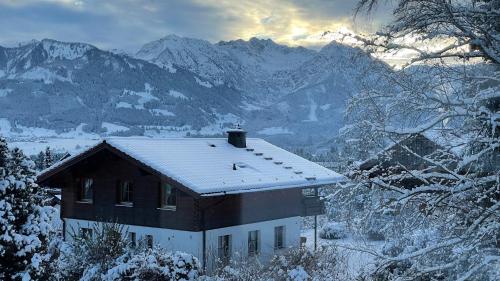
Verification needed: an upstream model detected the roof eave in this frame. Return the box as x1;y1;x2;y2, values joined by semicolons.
199;177;346;197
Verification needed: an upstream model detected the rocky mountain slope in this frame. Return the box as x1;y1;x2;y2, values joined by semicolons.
0;36;392;148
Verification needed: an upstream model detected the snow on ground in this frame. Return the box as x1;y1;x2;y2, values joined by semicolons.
18;67;72;84
101;122;130;134
8;138;100;156
301;228;383;277
258;127;294;135
168;90;189;100
320;104;331;111
241;101;263;111
116;101;133;109
0;88;12;97
195;77;213;88
121;83;159;109
143;125;193;138
150;109;176;116
198;113;240;135
304;93;318;122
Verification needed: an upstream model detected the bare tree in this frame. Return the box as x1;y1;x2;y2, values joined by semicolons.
334;0;500;279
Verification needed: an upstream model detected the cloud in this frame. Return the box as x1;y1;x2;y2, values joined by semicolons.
0;0;393;51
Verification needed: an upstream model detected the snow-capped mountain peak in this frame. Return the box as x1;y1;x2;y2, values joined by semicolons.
40;39;94;61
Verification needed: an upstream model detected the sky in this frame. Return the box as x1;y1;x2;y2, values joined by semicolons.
0;0;393;52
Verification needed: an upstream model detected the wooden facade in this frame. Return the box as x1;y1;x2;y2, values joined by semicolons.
357;134;458;188
38;145;312;232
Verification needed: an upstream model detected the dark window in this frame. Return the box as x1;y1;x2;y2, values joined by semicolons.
119;181;133;205
79;178;93;202
80;227;92;239
160;183;176;209
128;232;136;247
146;235;153;248
274;226;285;249
218;235;231;263
248;230;260;256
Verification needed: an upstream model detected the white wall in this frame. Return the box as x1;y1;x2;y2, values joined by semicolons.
64;218;203;259
205;216;301;270
64;216;301;270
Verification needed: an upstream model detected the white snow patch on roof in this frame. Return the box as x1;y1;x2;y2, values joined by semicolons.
41;137;344;195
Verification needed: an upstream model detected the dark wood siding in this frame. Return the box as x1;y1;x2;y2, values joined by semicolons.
199;189;303;230
49;149;199;231
40;147;305;232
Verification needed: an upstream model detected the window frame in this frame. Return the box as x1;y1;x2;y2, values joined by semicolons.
274;226;285;250
145;235;153;249
218;234;232;263
80;227;93;239
248;230;260;256
128;232;136;247
159;182;177;210
78;178;94;203
118;180;133;206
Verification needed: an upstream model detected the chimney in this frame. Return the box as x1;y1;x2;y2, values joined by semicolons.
227;126;246;148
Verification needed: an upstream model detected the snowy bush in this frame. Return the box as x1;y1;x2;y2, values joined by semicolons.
205;246;349;281
0;137;58;281
287;266;309;281
55;222;129;280
319;222;348;239
55;221;200;281
103;248;200;281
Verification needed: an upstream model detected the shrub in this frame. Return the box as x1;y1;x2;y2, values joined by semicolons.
319;222;348;239
103;248;200;281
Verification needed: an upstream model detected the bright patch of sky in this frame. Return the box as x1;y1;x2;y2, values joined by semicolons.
0;0;394;52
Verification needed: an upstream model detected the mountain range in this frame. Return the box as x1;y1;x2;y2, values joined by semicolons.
0;35;392;150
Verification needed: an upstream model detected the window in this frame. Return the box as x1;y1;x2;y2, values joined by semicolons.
160;182;176;210
145;235;153;248
274;226;285;250
79;178;93;202
248;230;260;256
80;227;92;239
302;188;316;197
118;181;133;205
218;235;231;263
128;232;136;247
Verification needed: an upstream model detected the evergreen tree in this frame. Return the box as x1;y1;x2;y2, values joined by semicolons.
0;136;8;178
43;147;53;169
0;139;56;280
35;151;45;171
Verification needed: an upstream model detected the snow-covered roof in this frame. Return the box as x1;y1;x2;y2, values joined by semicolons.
39;137;344;196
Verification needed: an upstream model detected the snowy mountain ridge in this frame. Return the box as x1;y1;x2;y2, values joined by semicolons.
0;36;393;149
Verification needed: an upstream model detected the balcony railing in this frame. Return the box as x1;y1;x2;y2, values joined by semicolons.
301;195;325;216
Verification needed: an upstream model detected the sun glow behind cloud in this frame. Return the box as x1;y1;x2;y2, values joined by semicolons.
193;0;387;49
0;0;392;51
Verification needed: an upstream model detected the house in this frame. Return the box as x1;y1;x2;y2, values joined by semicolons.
355;133;459;189
37;129;343;270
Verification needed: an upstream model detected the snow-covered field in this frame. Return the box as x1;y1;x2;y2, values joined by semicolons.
301;228;383;277
8;138;99;156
